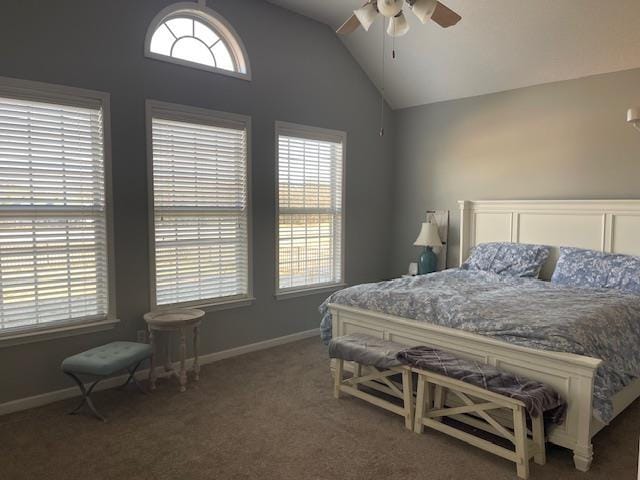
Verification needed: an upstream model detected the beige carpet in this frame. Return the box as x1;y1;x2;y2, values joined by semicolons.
1;337;638;480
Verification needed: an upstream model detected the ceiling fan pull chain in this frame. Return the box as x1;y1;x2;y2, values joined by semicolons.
380;15;386;137
392;30;396;59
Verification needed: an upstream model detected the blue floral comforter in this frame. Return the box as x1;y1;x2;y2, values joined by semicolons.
319;269;640;423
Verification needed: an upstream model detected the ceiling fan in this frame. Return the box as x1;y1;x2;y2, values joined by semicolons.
337;0;461;37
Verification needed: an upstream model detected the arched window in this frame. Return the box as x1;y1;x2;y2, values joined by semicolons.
145;3;251;80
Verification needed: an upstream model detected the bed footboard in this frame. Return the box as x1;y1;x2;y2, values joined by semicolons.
329;304;602;471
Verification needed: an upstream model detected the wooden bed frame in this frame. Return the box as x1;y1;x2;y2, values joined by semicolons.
329;199;640;472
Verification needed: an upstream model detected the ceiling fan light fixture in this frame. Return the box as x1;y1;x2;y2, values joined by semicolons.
354;2;378;31
387;11;410;37
377;0;403;18
412;0;437;24
628;107;640;132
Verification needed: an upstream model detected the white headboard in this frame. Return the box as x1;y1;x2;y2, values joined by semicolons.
459;200;640;279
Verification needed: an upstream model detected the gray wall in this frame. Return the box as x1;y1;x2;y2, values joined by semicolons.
391;68;640;275
0;0;395;403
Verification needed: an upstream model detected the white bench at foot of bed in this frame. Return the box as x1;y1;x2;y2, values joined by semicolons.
334;359;414;430
412;366;546;480
329;303;605;472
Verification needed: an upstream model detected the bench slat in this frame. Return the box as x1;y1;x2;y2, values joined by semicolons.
426;402;501;418
422;416;518;463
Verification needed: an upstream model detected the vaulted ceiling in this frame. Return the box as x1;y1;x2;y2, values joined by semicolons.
267;0;640;109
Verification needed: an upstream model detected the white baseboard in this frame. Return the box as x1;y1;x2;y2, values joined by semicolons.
0;328;320;417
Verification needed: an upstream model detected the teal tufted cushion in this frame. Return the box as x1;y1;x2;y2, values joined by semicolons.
61;341;152;377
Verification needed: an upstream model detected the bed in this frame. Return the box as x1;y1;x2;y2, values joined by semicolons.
323;199;640;472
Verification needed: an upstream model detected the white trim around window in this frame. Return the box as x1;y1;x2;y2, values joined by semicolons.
146;100;254;311
144;2;252;81
0;76;117;346
275;121;346;299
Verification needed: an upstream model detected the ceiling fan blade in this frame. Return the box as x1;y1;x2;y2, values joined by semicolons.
431;2;461;28
336;14;362;35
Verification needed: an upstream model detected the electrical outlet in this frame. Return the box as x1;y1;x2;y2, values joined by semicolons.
137;330;147;343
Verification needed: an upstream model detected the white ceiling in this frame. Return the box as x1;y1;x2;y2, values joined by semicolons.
267;0;640;109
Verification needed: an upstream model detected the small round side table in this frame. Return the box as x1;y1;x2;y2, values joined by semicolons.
143;308;205;392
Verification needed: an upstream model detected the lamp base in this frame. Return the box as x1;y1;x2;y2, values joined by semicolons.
418;246;438;275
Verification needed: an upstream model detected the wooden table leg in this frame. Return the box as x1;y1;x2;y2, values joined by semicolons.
193;324;200;381
148;328;157;391
179;327;187;392
164;331;172;373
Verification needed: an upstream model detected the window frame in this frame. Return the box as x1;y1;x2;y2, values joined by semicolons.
0;76;117;346
144;2;252;81
146;100;254;312
274;121;347;299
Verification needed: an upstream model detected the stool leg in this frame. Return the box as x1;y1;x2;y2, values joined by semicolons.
513;405;530;479
532;414;546;465
69;396;86;415
414;375;427;434
333;359;344;399
119;360;147;394
179;327;187;392
65;371;87;408
65;372;106;422
402;369;414;430
84;394;106;422
148;328;157;391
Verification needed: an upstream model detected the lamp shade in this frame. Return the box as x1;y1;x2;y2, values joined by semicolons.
354;2;378;31
412;0;437;23
387;12;410;37
377;0;403;18
628;107;640;123
414;222;442;247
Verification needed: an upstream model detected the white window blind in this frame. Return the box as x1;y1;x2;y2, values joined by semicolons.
0;95;109;332
277;124;344;292
150;111;249;307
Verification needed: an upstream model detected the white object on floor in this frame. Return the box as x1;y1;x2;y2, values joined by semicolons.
144;308;205;392
334;358;414;430
412;366;545;480
330;333;414;429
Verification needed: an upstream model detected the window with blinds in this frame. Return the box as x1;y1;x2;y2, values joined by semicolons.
149;103;250;307
276;122;345;293
0;91;110;333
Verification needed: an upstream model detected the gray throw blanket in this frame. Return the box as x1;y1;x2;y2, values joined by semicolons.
397;346;567;425
328;333;404;369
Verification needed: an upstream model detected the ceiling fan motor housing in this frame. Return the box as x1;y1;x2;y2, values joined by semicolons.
378;0;403;18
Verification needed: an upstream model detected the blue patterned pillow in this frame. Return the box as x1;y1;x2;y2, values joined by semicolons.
551;247;640;294
462;242;550;278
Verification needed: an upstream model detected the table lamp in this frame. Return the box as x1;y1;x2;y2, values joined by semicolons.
414;221;442;274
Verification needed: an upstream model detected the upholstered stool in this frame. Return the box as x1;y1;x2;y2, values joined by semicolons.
61;341;153;421
329;333;414;429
